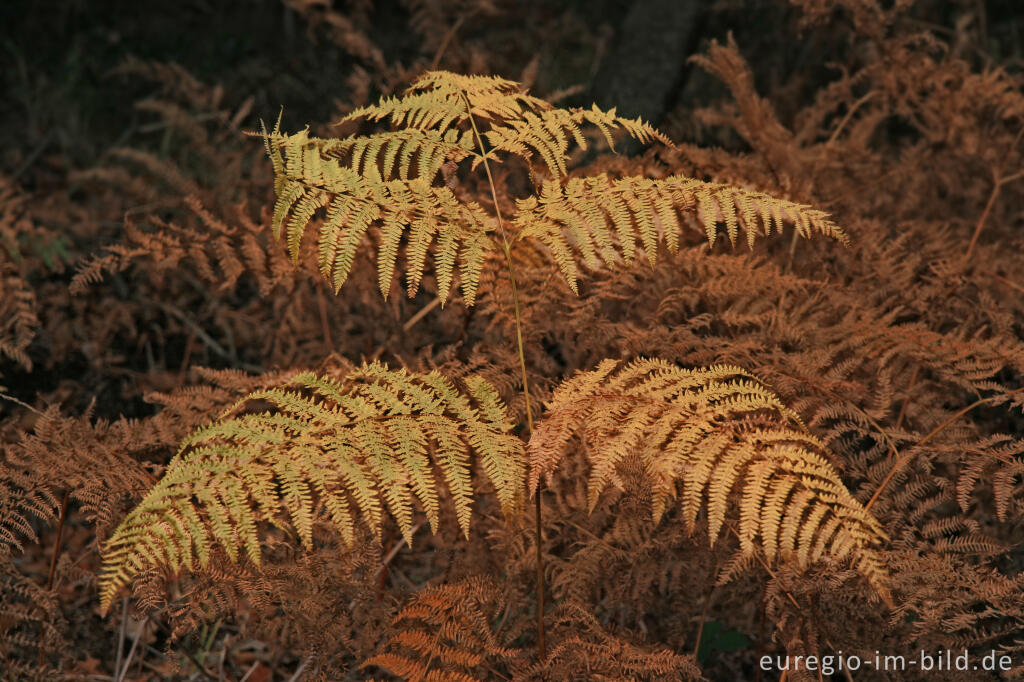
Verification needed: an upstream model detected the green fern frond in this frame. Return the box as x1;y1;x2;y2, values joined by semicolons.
528;358;890;603
514;174;848;293
98;363;524;611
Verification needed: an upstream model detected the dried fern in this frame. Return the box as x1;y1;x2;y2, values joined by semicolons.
263;70;842;306
98;362;525;611
515;173;847;293
360;577;519;682
528;358;890;603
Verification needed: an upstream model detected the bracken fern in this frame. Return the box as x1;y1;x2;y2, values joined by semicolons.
99;363;524;610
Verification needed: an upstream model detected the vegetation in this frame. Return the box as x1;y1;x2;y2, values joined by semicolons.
2;1;1024;680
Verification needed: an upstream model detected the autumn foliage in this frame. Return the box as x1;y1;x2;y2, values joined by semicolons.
2;1;1024;680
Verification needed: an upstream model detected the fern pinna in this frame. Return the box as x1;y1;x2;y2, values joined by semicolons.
528;359;890;604
98;363;524;610
100;70;889;668
261;69;845;303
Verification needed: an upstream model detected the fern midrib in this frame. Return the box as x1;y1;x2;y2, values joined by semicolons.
458;89;545;661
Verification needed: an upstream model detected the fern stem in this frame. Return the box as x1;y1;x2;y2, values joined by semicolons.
461;91;545;661
692;570;717;658
963;124;1024;264
866;386;1024;512
39;490;69;668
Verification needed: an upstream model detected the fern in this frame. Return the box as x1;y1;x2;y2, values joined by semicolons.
360;577;518;681
98;363;524;611
263;70;842;306
528;358;890;603
515;173;847;293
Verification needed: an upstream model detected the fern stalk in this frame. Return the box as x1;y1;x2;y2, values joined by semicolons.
865;386;1024;512
40;490;69;668
459;90;546;661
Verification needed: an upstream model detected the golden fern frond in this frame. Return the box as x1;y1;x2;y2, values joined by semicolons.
263;70;841;304
263;123;493;303
341;71;668;177
528;358;890;603
482;104;670;177
267;124;475;184
360;577;518;682
514;174;848;293
98;363;524;611
342;71;549;131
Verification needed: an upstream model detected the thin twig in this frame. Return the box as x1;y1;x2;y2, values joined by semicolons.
114;597;129;679
460;89;545;661
38;490;69;667
286;656;312;682
692;573;717;658
963;125;1024;264
430;15;465;70
369;296;441;361
238;662;260;682
151;299;263;373
866;386;1024;512
116;616;149;682
983;270;1024;294
316;282;334;350
0;392;44;416
373;521;424;580
402;296;441;331
827;91;877;145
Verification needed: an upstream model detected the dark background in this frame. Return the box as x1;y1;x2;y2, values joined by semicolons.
4;0;1023;176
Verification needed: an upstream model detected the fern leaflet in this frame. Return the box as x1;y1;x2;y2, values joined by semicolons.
528;358;890;603
98;362;525;611
515;174;847;293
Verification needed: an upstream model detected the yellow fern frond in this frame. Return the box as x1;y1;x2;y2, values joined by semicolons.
514;174;848;293
343;71;549;132
264;123;493;303
528;358;890;603
98;363;524;611
482;105;669;177
261;70;841;304
342;70;669;173
259;71;671;305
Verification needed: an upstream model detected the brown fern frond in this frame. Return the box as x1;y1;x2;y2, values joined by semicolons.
0;179;44;371
0;555;65;677
523;600;703;681
97;362;524;611
360;577;519;681
0;465;59;554
2;406;165;551
0;262;39;371
528;358;890;603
